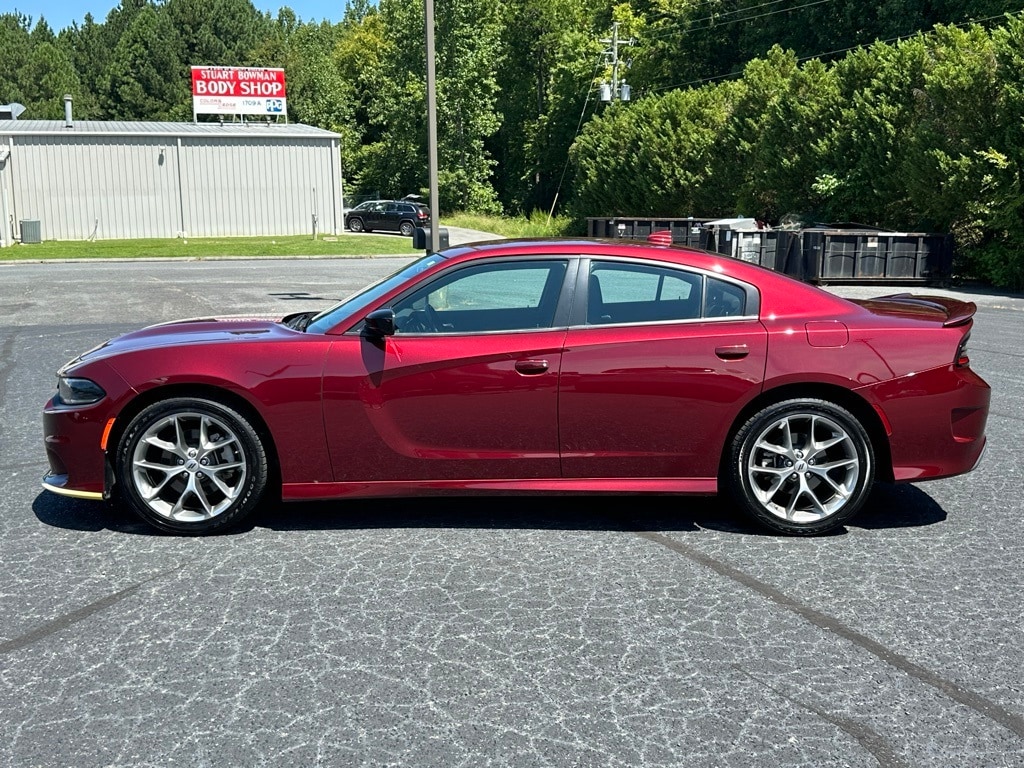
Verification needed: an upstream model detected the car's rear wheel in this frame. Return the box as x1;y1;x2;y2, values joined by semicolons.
399;220;415;236
116;398;268;534
348;217;365;233
726;398;874;535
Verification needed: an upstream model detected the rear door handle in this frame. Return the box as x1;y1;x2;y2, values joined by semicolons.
715;344;749;360
515;359;549;375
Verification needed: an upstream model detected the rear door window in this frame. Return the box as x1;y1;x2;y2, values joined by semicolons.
585;261;749;325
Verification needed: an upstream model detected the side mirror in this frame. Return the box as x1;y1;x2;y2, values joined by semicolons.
363;308;396;337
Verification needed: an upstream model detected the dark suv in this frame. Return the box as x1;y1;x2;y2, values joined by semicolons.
346;200;430;236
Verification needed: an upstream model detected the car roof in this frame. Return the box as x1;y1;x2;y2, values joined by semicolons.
441;237;756;272
351;199;427;209
437;237;856;317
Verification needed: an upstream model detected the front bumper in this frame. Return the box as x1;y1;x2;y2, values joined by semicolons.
42;396;110;498
41;473;104;500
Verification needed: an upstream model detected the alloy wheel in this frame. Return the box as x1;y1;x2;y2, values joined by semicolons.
746;411;860;523
130;410;248;522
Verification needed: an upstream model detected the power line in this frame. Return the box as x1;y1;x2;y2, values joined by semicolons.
546;51;606;219
644;8;1024;94
641;0;836;44
642;0;792;27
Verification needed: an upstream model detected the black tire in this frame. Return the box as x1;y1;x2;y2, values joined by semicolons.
399;220;415;237
725;398;874;535
348;217;365;233
115;398;268;535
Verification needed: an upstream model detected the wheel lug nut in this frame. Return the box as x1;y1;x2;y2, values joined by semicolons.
790;473;797;480
177;459;184;465
200;458;208;466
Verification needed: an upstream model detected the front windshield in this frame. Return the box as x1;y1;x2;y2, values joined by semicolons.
305;253;447;334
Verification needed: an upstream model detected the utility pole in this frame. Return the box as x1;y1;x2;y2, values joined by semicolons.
424;0;440;253
600;22;634;103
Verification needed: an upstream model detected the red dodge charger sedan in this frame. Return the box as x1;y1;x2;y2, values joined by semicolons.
42;238;990;535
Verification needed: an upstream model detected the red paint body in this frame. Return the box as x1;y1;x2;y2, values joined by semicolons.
42;240;990;508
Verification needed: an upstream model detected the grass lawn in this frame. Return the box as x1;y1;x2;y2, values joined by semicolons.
0;233;419;261
443;211;578;238
0;212;578;262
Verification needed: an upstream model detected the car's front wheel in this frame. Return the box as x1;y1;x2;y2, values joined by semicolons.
115;398;268;534
348;217;365;233
726;398;874;535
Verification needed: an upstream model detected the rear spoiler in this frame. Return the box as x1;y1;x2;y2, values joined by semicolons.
871;293;977;327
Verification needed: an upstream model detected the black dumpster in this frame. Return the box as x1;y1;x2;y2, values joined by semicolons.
586;217;953;285
812;230;953;284
587;217;712;247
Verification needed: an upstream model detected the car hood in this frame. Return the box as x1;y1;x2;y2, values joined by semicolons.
849;293;977;327
66;316;294;368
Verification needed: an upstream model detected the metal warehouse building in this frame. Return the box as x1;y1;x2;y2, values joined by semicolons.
0;120;344;246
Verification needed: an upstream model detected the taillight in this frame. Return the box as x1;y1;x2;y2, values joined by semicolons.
955;332;971;367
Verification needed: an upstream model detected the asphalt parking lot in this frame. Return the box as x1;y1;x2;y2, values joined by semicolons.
1;256;1022;767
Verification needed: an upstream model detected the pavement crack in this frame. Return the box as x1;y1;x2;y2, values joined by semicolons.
635;530;1024;741
0;331;17;419
0;560;196;656
734;664;910;768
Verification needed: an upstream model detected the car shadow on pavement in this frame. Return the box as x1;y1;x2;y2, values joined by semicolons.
242;482;946;536
33;482;946;537
848;482;948;530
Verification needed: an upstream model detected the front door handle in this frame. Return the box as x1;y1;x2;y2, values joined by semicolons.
715;344;749;360
515;359;549;375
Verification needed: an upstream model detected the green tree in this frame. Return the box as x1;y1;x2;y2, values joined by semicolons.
330;6;389;184
726;47;841;222
0;13;33;107
816;38;930;227
435;0;503;212
57;14;109;118
167;0;269;67
569;82;740;218
280;21;350;130
492;0;607;214
349;0;504;213
104;5;187;119
16;42;85;119
349;0;423;198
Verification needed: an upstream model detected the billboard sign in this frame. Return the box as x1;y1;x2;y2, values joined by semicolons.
191;66;287;116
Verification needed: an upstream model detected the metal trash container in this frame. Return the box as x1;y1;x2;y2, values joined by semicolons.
412;226;449;252
20;219;41;244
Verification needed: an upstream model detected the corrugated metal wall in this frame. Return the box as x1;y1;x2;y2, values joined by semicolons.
0;127;341;242
5;135;180;241
179;137;337;237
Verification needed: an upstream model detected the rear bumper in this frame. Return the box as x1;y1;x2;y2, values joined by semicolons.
860;364;990;482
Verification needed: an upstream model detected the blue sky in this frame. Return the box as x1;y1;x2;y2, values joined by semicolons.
13;1;347;32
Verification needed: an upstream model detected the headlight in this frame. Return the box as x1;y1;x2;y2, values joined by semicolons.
56;376;106;406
